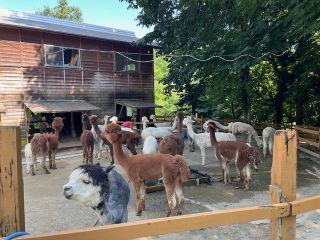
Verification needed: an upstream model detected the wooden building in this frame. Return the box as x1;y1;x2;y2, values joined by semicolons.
0;9;158;139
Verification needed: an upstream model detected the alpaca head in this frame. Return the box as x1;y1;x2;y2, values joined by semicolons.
246;147;262;166
207;121;217;132
149;114;155;121
81;113;89;122
141;116;149;123
105;123;122;144
103;115;109;123
63;164;110;208
183;116;195;126
89;115;99;125
110;116;118;124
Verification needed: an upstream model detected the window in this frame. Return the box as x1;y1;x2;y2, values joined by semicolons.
45;45;80;68
115;53;140;72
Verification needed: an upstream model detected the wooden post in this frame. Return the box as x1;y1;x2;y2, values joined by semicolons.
0;126;25;237
70;112;76;138
270;130;297;240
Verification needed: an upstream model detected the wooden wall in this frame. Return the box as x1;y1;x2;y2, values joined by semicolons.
0;26;155;130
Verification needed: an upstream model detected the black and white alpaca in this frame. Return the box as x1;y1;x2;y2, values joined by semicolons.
63;164;130;224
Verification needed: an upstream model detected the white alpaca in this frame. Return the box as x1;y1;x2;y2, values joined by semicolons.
149;114;172;127
141;116;177;141
203;119;228;132
184;116;236;165
25;143;36;174
142;136;158;154
262;127;275;157
91;115;109;160
110;116;134;133
227;122;263;147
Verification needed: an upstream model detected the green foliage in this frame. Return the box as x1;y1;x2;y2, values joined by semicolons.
35;0;83;22
154;55;179;115
122;0;320;124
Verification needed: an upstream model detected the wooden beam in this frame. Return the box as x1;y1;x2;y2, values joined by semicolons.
295;126;319;135
270;130;297;240
291;195;320;215
2;204;289;240
297;146;320;159
298;137;319;148
0;126;25;237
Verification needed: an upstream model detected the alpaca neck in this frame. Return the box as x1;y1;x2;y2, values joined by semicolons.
142;121;147;130
171;117;178;131
54;130;59;138
92;121;103;138
103;116;109;128
177;116;183;134
208;127;218;147
112;140;130;171
185;122;196;139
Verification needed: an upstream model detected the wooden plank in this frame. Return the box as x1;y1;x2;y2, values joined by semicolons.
297;146;320;159
291;195;320;215
298;137;319;148
295;126;319;135
0;126;25;237
270;130;297;240
2;203;289;240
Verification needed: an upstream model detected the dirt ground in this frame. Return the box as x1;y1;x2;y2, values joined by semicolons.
22;138;320;239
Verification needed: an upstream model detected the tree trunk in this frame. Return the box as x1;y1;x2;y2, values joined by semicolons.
240;66;251;123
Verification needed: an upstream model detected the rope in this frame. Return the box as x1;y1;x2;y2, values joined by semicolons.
4;232;30;240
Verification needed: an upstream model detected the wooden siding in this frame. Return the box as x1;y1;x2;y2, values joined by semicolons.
0;26;155;134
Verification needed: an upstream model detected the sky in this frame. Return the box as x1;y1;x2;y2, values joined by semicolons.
0;0;152;38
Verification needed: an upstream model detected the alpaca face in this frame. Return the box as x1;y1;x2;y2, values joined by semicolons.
182;116;194;126
63;168;102;208
105;123;122;143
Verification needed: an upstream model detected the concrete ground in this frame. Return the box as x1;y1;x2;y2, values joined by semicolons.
22;140;320;239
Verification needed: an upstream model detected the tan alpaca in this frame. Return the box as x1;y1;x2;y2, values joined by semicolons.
103;123;190;217
159;111;185;156
207;122;261;190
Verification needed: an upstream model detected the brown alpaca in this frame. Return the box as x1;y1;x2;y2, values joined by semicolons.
159;111;185;155
90;115;140;158
207;122;261;190
104;123;190;217
30;131;59;175
52;117;64;139
80;130;94;164
81;112;91;131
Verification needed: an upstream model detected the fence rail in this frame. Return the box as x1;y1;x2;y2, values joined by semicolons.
295;125;320;159
1;127;320;240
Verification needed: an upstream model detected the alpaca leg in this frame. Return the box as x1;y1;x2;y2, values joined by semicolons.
133;181;143;216
139;182;146;211
82;150;85;163
263;140;267;157
40;155;50;174
248;133;252;145
244;164;251;190
30;156;36;176
225;162;231;183
174;181;184;215
235;165;245;189
200;147;206;165
164;184;176;217
48;151;53;169
51;152;57;169
220;160;227;184
269;139;273;156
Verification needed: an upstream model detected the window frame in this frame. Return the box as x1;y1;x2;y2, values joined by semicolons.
114;52;140;73
44;44;81;69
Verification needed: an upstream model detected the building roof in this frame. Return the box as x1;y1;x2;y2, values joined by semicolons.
0;9;138;43
24;100;101;113
115;99;162;109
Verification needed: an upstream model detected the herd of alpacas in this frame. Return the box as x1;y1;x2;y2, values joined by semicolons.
25;112;275;226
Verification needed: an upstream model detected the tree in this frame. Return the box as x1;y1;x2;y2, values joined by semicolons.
122;0;320;124
35;0;83;22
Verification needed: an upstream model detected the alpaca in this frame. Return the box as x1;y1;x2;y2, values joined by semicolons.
158;111;185;156
80;130;95;164
142;136;158;154
63;164;130;224
207;122;261;190
52;116;64;140
262;127;275;157
149;114;172;127
184;116;236;165
227;122;262;147
141;116;177;141
88;115;112;161
46;133;59;169
110;116;134;133
90;115;140;160
104;123;190;216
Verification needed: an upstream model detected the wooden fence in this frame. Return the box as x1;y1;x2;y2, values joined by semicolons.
295;125;320;159
1;127;320;239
